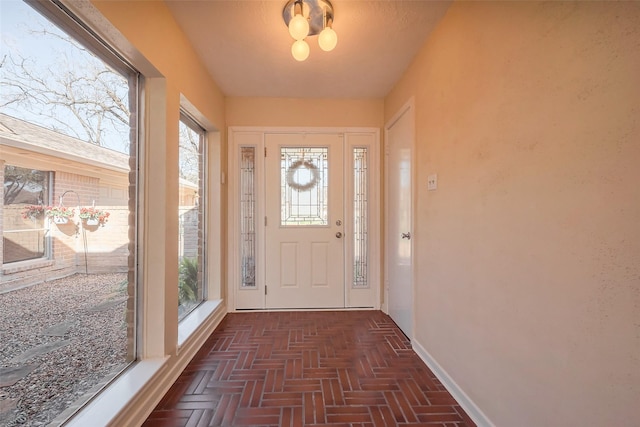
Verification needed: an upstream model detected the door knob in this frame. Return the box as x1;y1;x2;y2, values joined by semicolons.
401;232;411;240
336;232;343;238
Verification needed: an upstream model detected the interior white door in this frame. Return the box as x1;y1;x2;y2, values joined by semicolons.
265;133;344;309
386;106;414;338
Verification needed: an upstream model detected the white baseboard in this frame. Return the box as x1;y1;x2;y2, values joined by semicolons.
412;339;495;427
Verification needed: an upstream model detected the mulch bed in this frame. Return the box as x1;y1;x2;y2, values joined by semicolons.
0;273;129;426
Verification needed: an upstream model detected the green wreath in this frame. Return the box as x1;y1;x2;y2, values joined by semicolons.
286;159;320;192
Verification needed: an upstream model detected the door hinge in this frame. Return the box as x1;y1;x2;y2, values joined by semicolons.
265;285;267;295
264;147;267;157
264;216;267;226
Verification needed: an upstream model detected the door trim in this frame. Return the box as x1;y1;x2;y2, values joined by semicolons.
228;127;381;312
383;98;415;337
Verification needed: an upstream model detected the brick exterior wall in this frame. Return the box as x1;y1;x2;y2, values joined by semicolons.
179;207;199;260
1;169;130;292
2;103;193;363
1;96;140;361
81;206;129;273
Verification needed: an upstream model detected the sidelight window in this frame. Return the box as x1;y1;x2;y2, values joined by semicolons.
353;148;369;288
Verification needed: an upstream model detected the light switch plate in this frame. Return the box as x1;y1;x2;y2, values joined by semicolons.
427;174;437;191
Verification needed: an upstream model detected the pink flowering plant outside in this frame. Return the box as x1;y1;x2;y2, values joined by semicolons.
45;205;75;219
21;205;45;220
78;207;110;226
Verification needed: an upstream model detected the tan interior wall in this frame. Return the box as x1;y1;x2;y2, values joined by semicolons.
385;1;640;426
93;1;225;125
226;97;383;128
91;0;226;355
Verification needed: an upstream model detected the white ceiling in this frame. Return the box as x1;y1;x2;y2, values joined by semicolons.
164;0;452;99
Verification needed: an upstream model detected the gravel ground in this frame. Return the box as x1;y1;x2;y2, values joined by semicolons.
0;273;129;426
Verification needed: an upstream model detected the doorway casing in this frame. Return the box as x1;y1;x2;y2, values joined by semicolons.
384;98;415;339
228;127;381;311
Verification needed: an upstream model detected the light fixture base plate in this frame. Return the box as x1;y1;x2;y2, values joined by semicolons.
283;0;334;37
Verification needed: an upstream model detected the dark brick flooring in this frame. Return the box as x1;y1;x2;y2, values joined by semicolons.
143;310;475;426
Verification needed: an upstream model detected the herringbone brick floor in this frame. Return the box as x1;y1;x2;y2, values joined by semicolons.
143;311;476;426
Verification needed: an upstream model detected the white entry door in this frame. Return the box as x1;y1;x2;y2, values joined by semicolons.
264;133;345;309
386;104;414;339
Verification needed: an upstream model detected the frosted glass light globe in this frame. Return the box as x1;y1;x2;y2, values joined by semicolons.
291;40;310;61
318;27;338;52
288;14;309;41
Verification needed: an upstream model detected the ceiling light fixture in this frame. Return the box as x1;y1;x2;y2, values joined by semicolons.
283;0;337;61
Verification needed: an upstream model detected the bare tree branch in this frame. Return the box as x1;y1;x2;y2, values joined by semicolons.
0;25;130;149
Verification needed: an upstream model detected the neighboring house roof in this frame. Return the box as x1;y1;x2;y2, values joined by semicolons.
0;113;129;173
179;177;198;190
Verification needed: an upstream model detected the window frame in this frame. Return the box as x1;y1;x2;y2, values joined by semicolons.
17;1;228;425
5;0;142;423
177;110;208;321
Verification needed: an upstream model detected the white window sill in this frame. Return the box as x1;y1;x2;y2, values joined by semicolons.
64;357;169;427
65;299;223;426
2;258;53;274
178;299;223;347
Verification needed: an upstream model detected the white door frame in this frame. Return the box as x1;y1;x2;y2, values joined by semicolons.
384;99;415;338
227;127;381;311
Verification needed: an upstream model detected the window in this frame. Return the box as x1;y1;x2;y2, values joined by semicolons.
280;147;329;226
240;147;257;288
178;112;206;320
0;2;138;425
353;147;369;288
2;166;51;263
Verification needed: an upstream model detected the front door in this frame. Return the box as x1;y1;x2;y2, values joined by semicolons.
264;133;345;309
